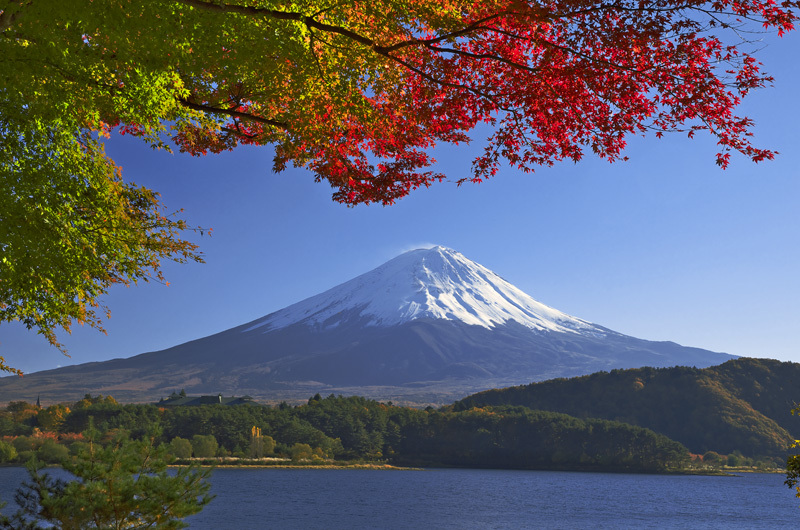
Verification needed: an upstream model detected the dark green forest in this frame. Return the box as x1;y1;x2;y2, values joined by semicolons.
3;358;797;473
0;393;688;473
454;358;799;461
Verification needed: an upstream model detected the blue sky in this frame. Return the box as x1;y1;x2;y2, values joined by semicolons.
3;32;799;375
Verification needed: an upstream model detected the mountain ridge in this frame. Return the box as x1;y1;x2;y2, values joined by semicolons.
0;247;735;405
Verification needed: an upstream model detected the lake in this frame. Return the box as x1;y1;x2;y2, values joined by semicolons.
0;467;796;528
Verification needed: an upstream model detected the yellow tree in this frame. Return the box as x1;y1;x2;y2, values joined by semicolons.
249;425;264;458
36;405;71;433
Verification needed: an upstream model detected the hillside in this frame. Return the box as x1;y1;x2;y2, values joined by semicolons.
453;358;800;458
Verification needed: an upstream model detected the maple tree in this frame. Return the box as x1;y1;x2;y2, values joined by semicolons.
1;0;798;370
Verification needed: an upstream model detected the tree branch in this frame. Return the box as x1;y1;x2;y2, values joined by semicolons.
177;97;289;130
174;0;512;56
174;0;375;46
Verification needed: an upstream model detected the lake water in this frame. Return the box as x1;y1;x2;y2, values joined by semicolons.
1;467;796;528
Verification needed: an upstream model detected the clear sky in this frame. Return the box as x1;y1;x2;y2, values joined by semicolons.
2;32;799;375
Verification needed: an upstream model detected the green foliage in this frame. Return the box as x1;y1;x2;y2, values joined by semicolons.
262;435;276;457
11;436;39;454
0;114;202;364
158;403;342;458
454;358;800;458
786;453;800;498
191;434;218;458
785;406;800;502
295;395;388;459
0;414;32;437
35;440;69;464
63;400;162;437
4;402;39;425
0;440;17;463
74;394;119;408
0;393;691;472
702;451;726;465
0;429;212;529
0;1;208;370
289;394;688;471
69;441;89;457
169;437;193;459
290;443;314;462
389;406;688;472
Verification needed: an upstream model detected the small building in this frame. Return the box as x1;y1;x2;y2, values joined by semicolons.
157;392;257;407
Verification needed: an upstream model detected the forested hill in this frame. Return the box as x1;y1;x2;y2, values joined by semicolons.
453;358;800;458
1;394;688;473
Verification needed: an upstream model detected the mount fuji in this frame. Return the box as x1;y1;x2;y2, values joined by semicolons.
0;246;734;404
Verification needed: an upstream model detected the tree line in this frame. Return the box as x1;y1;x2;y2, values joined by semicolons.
1;393;689;473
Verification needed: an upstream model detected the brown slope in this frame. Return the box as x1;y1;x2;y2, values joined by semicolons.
454;358;800;458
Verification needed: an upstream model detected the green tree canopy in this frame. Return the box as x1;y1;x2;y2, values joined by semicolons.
191;434;219;458
34;439;70;464
0;440;16;463
0;429;212;529
0;110;202;373
169;436;194;459
289;442;314;462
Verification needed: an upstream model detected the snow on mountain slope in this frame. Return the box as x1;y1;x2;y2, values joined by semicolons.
244;246;604;336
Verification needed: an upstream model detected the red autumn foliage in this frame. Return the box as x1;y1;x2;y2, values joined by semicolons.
169;0;798;205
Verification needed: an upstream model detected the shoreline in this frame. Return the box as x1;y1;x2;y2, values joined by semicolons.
2;461;783;474
170;461;420;470
167;459;784;475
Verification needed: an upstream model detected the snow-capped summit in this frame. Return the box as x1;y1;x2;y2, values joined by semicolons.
244;246;601;335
